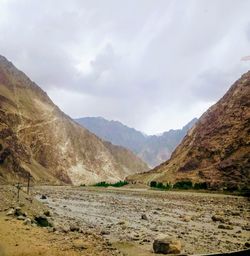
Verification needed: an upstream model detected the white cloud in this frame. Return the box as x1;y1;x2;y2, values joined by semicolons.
0;0;249;134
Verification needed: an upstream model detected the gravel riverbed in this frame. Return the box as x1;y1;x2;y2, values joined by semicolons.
34;186;250;255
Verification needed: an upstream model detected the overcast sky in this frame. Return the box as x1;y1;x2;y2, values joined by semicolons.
0;0;249;134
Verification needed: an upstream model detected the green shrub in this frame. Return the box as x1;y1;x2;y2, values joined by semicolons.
150;181;171;190
193;182;208;190
93;181;128;187
150;181;157;187
157;182;164;189
173;181;193;189
112;181;129;187
94;181;109;187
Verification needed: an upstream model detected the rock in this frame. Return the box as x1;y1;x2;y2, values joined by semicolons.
131;235;140;241
141;214;148;220
70;224;80;232
57;225;70;233
151;227;159;232
121;225;127;230
212;215;225;222
6;208;15;216
242;225;250;231
15;207;23;216
23;218;32;225
34;215;52;227
17;215;25;220
245;242;250;248
44;210;50;216
191;216;196;221
218;224;233;230
231;211;240;216
155;208;162;211
153;237;181;254
101;230;110;235
181;215;191;222
40;195;47;199
118;221;125;225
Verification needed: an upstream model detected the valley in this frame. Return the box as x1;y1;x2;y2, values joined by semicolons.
75;117;197;167
0;1;250;255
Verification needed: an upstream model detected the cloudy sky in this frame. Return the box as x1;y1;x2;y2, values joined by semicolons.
0;0;249;134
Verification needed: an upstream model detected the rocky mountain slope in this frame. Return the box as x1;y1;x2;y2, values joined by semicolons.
0;55;148;185
75;117;197;167
128;71;250;190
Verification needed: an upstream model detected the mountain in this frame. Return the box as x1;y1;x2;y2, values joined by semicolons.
75;117;197;167
0;55;148;185
128;71;250;190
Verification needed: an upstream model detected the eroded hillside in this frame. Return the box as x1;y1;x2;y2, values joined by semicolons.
128;71;250;189
0;55;148;185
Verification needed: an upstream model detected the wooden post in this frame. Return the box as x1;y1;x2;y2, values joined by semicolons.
27;173;31;194
17;183;20;202
16;183;21;202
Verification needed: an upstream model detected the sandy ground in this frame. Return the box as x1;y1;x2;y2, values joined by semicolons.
33;186;250;255
0;186;120;256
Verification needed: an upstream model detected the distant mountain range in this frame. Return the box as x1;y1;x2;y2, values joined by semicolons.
75;117;198;167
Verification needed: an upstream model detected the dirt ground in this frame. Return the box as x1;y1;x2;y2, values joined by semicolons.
0;186;120;256
0;215;120;256
33;186;250;255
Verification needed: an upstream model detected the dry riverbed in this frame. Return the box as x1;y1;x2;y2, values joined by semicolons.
33;186;250;255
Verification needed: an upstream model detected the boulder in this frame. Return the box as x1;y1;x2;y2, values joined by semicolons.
245;242;250;248
17;215;25;220
23;218;32;225
34;215;52;227
6;208;15;216
40;195;47;200
55;225;70;233
141;214;148;220
153;237;181;254
15;207;23;216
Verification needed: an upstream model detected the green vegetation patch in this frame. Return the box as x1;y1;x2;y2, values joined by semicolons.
150;180;209;191
93;181;129;187
150;181;172;190
173;180;193;189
